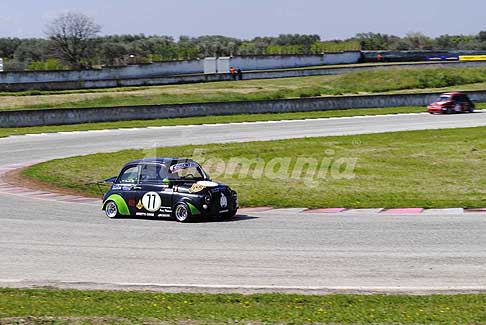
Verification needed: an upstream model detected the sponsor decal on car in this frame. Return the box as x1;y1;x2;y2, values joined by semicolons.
136;200;144;210
169;162;199;173
112;184;134;191
189;183;206;193
220;193;228;209
189;181;219;193
159;207;172;214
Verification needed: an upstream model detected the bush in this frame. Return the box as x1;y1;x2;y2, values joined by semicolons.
27;58;68;71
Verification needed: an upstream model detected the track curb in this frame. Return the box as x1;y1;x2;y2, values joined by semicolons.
1;163;485;215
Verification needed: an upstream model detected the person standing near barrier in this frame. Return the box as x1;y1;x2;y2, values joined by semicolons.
229;67;237;80
237;68;243;80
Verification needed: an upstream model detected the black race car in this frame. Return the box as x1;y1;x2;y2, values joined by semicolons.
101;158;238;222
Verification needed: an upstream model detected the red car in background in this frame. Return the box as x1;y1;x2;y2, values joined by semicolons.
428;92;475;114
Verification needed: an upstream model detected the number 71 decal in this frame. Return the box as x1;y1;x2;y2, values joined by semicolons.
142;192;162;212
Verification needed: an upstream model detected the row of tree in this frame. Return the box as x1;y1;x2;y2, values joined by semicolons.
1;12;486;71
356;32;486;52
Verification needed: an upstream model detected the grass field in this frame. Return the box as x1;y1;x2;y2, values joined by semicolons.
23;126;486;208
1;288;486;323
3;66;486;111
0;106;429;138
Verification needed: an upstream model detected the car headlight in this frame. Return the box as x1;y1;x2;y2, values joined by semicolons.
204;194;212;204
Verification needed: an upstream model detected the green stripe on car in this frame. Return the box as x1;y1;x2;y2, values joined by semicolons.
187;202;201;215
104;194;130;216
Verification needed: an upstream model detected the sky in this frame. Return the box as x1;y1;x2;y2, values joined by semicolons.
0;0;485;40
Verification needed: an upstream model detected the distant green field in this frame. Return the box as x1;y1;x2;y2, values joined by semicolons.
2;66;486;111
2;288;486;324
24;126;486;208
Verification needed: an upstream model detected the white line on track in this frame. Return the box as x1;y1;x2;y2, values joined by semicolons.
3;280;486;294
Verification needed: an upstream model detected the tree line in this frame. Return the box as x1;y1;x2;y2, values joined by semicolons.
1;12;486;71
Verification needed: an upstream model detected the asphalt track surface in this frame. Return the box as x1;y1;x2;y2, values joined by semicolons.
2;111;486;294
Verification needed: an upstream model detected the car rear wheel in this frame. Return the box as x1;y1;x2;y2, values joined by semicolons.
174;203;192;223
105;201;119;219
469;106;475;113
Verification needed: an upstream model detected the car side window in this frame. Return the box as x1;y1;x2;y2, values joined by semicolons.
139;164;169;184
118;166;139;184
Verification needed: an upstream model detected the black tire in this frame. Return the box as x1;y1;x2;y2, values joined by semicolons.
104;201;119;219
469;106;475;113
222;209;238;219
174;203;192;223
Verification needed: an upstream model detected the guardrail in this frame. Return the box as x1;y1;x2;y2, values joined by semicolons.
2;90;486;128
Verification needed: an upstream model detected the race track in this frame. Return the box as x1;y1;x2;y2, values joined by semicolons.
2;111;486;294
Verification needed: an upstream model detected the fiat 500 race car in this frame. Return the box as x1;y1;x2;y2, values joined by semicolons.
427;92;475;114
101;158;238;222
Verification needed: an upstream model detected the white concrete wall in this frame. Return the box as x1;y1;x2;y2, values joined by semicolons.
0;52;361;85
3;60;486;91
0;59;204;84
228;52;361;71
203;57;217;74
322;52;362;65
5;90;486;128
217;57;231;73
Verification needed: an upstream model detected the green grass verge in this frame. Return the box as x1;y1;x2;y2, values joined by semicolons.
0;106;428;138
23;126;486;209
1;289;486;323
3;66;486;111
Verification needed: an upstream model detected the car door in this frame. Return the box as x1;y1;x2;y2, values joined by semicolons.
463;95;474;112
132;163;174;217
113;164;141;214
452;95;463;112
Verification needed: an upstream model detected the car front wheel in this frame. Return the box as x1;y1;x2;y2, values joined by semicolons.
105;201;119;219
222;209;238;219
174;203;192;223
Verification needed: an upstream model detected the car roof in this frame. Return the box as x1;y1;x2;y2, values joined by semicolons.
124;157;196;167
441;92;466;97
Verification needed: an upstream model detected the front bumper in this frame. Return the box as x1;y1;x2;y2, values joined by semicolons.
428;106;447;113
200;189;238;216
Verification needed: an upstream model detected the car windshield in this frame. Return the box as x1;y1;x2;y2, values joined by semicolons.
168;161;207;181
138;161;209;183
437;96;451;102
